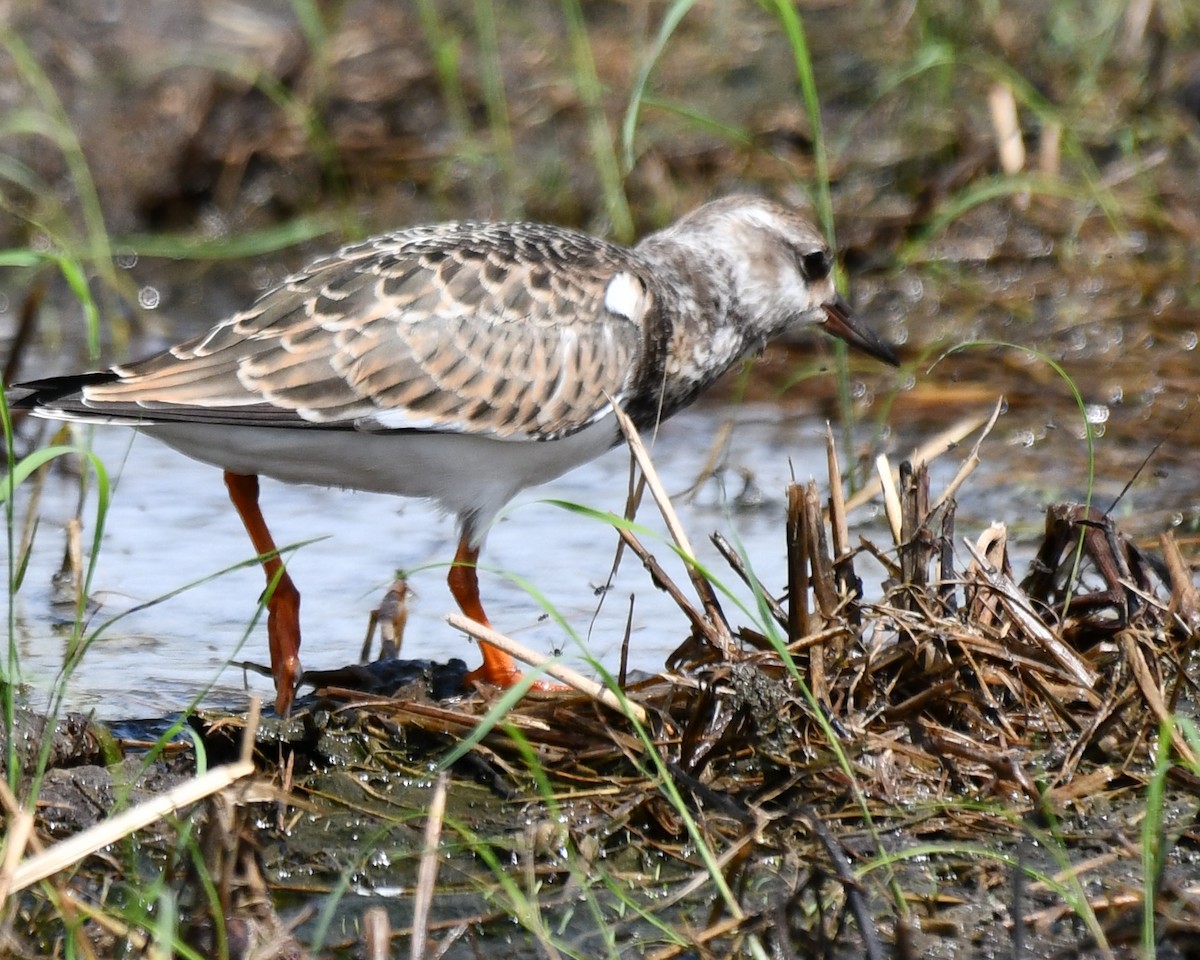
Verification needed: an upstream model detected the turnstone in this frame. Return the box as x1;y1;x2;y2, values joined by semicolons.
15;196;899;714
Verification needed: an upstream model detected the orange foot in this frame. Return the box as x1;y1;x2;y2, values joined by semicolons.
464;654;571;693
449;536;569;694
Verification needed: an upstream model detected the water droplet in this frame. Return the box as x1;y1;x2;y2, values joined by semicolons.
1084;404;1109;425
116;251;138;269
138;286;160;309
1182;331;1197;351
901;275;923;300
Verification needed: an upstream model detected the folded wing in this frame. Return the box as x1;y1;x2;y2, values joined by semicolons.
58;223;654;441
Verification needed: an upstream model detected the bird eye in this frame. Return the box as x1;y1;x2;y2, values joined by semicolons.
795;248;831;282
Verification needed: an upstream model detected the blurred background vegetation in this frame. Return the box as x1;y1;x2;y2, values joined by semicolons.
1;0;1199;482
2;1;1196;278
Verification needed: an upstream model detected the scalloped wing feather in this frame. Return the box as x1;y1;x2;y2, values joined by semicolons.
85;224;653;440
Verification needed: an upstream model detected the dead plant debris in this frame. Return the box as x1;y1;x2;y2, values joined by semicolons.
7;413;1200;958
176;413;1200;957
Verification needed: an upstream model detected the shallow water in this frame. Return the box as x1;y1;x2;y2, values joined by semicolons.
9;351;1192;719
9;402;906;718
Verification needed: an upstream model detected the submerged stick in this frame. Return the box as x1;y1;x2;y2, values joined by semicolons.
448;614;648;724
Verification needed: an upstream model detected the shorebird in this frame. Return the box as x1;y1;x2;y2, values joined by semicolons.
15;196;899;714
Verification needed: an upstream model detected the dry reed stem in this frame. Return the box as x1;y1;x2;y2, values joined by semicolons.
932;397;1004;510
709;531;787;626
805;484;829;700
8;762;256;894
843;409;993;515
786;483;810;641
611;401;732;652
1119;631;1197;765
875;453;903;544
989;83;1026;175
805;482;839;619
825;423;850;563
1161;530;1200;631
363;906;391;960
410;771;449;960
447;613;649;724
960;535;1099;687
0;784;37;903
617;525;717;644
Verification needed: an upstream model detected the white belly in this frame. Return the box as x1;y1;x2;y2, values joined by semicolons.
143;418;621;536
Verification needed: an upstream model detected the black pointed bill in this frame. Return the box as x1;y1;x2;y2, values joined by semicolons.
820;295;899;367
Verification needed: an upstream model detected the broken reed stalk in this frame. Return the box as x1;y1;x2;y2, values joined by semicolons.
805;482;839;620
447;614;649;724
875;453;903;545
610;402;733;654
3;699;262;896
899;461;931;600
825;423;862;623
785;433;866;688
363;907;391;960
787;483;810;643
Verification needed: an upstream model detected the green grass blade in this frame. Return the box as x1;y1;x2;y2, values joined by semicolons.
620;0;700;174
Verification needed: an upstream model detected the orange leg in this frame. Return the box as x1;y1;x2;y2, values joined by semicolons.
451;536;565;691
224;472;301;714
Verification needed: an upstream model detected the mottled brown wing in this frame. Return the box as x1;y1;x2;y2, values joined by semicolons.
85;223;653;440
